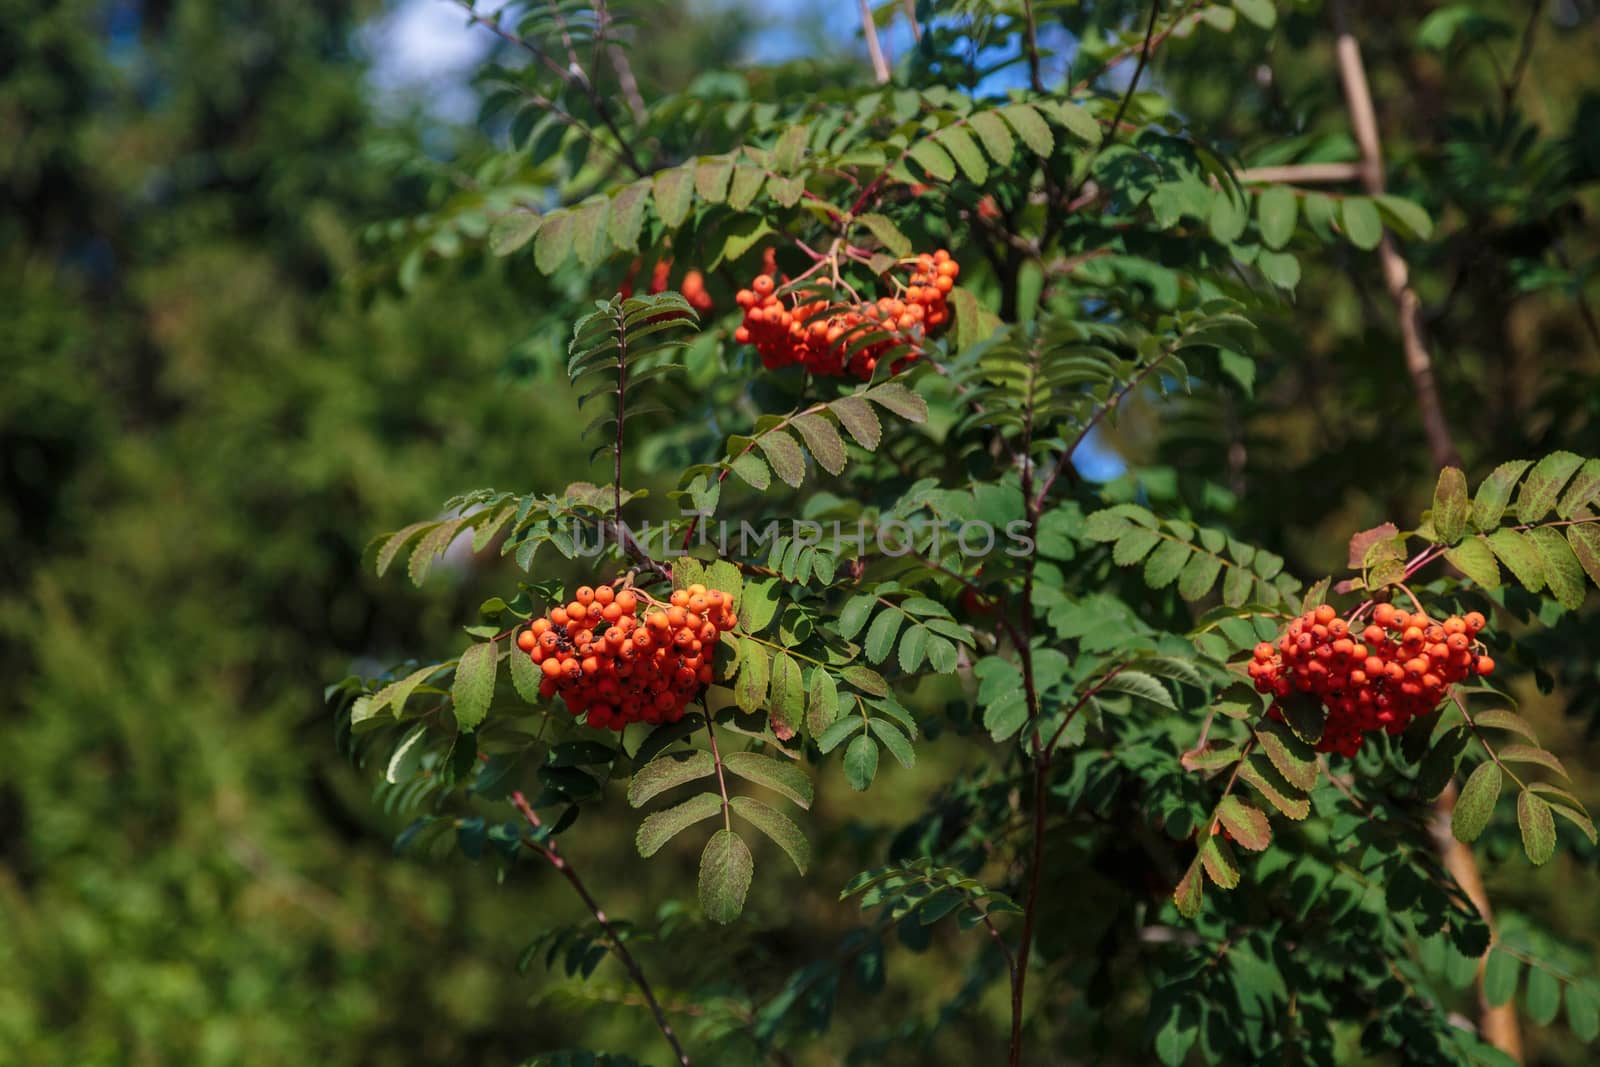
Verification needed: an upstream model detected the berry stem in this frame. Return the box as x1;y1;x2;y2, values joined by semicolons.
703;714;733;833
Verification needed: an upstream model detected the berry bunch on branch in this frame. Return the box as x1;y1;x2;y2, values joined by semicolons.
1249;601;1493;757
734;250;959;379
516;582;737;731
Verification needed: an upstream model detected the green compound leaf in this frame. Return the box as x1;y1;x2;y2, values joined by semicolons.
1473;459;1532;530
698;828;754;924
1452;761;1502;843
843;733;879;791
627;750;716;808
452;639;497;733
723;750;813;809
730;795;809;874
1517;789;1557;866
1432;466;1470;544
636;792;723;858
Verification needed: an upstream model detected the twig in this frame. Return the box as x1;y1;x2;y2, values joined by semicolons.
1329;0;1460;470
1105;1;1161;150
1022;0;1043;92
1235;162;1363;185
704;716;733;832
511;792;692;1065
901;0;922;42
858;0;891;83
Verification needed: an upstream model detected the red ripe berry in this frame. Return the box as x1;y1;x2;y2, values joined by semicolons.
1253;599;1495;757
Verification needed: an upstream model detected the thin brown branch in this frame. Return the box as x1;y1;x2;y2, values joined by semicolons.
901;0;922;42
1235;162;1364;185
1329;0;1459;470
1502;1;1546;114
858;0;891;83
1022;0;1043;92
511;792;692;1066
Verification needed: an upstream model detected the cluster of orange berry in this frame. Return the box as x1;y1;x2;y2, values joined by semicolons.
1247;603;1494;758
515;583;736;731
733;250;959;379
619;258;714;313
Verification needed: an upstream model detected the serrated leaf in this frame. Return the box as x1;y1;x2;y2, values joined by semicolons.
757;430;807;488
1240;756;1311;819
769;651;805;734
741;577;782;634
864;609;902;665
1497;744;1569;779
1487;528;1545;592
791;412;847;476
1528;526;1587;609
908;139;956;182
1445;538;1501;589
1433;466;1470;544
452;640;497;732
535;209;573;274
609;180;650;251
385;723;428;784
807;669;839;736
409;517;468;586
570;196;610;268
1199;835;1241;889
636;792;723;857
1174;854;1205;918
1144;539;1192;588
736;638;771;713
843;733;879;790
1341;197;1383;250
1255;719;1320;790
1216;795;1272;851
730;451;771;490
1040;98;1101;143
1474;709;1539;743
490;212;541;256
1517;451;1585;523
628;751;716;808
375;521;432;578
723;750;812;809
508;644;542;703
1177;552;1224;602
968;110;1016;165
1000;104;1053;156
694;156;734;203
1517;789;1557;865
698;828;753;923
652;166;695;228
856;213;912;258
1113;526;1162;566
866;382;928;422
727;165;765;211
1257;185;1297;249
1099;670;1175;710
935;126;988;183
1452;761;1502;843
1557;458;1600;519
1473;459;1533;530
1569;522;1600;587
1222;564;1253;607
830;394;882;450
730;795;808;874
869;718;915;768
771;124;808;172
841;665;889;696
